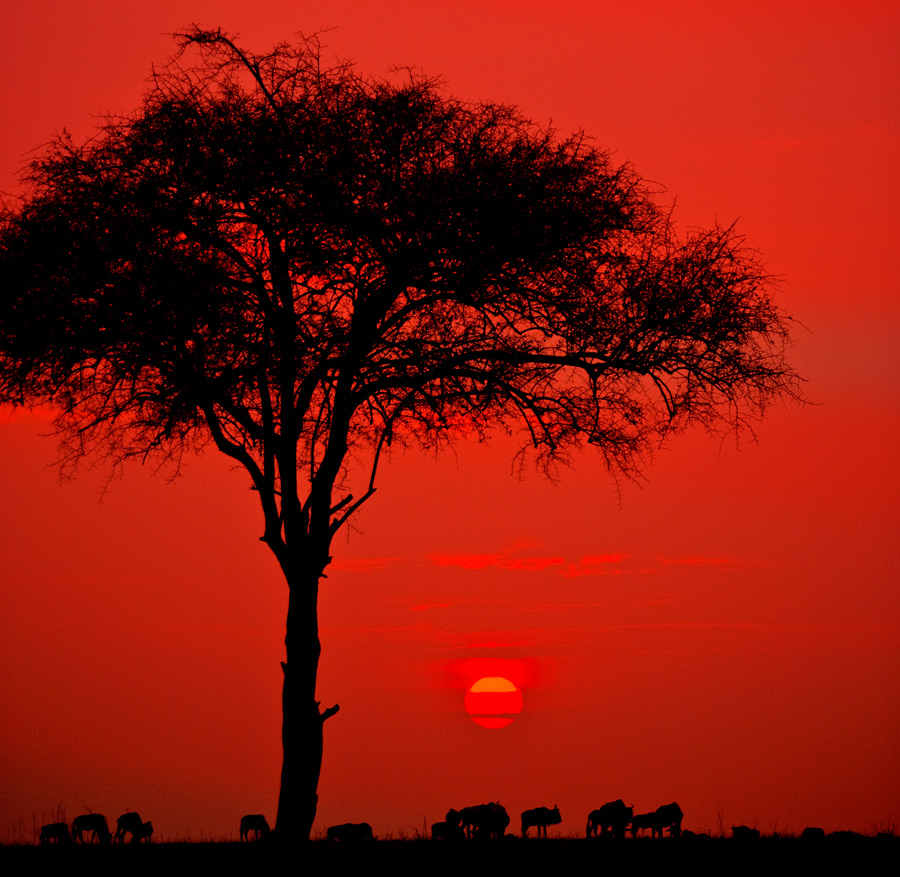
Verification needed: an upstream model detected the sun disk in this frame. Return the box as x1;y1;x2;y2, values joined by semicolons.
464;676;523;728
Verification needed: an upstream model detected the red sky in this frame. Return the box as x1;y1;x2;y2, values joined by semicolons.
1;1;897;840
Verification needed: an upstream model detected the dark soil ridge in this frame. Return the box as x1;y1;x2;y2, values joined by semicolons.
3;834;897;876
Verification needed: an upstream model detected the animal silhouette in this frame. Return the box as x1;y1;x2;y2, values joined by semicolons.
326;822;375;841
115;812;143;843
652;802;683;838
631;803;683;838
239;814;270;841
630;812;657;837
40;822;72;845
459;803;510;839
72;813;112;844
432;808;465;841
732;825;760;840
521;805;561;838
586;800;633;839
133;821;153;843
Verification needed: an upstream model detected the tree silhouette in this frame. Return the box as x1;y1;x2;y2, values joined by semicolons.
0;28;799;841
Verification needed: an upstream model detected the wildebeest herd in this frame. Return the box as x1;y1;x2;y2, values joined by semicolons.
39;812;153;845
587;800;683;840
430;800;681;841
36;801;672;844
37;799;799;845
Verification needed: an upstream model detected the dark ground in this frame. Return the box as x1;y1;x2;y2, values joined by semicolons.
3;834;897;876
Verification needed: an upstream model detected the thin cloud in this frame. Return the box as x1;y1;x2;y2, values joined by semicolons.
330;556;406;572
519;601;609;612
409;601;455;612
560;554;658;577
464;639;533;649
412;597;609;615
559;563;654;578
631;594;681;608
321;623;437;640
429;542;630;575
427;546;756;578
409;598;506;612
429;552;564;571
658;555;742;567
505;556;565;571
580;553;630;565
429;553;502;570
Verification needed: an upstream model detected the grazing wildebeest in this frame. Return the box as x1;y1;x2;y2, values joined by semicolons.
459;803;510;839
133;821;153;843
630;812;658;838
72;813;112;844
40;822;72;845
521;806;561;838
115;812;143;843
432;808;465;841
732;825;760;841
652;802;683;838
326;822;375;841
801;826;825;841
586;800;633;839
239;814;270;841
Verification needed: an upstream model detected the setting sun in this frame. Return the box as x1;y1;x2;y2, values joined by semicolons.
464;677;524;729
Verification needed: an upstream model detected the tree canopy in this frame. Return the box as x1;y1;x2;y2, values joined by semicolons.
0;27;799;840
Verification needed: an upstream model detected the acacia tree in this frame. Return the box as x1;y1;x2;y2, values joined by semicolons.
0;28;798;840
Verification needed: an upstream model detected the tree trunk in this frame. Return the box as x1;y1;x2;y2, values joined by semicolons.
273;556;338;842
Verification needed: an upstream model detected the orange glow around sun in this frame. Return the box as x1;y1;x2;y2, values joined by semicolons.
464;676;524;729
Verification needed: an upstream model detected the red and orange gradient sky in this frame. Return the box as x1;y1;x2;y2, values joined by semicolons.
1;2;898;840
